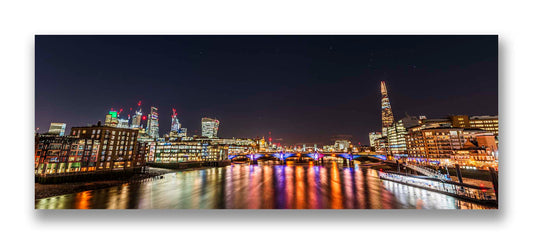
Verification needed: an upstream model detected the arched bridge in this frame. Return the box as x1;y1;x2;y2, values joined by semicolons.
229;152;386;162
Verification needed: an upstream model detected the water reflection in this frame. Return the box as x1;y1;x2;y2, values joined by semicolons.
35;161;492;209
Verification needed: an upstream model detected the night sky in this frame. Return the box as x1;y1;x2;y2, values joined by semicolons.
35;35;498;145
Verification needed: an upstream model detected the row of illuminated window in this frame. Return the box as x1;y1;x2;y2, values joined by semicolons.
156;152;221;157
99;156;133;162
156;146;204;150
471;120;498;124
75;129;137;137
101;149;133;156
101;145;134;151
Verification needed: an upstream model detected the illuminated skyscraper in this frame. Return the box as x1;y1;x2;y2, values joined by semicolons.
131;101;142;129
387;119;408;158
48;123;66;136
169;108;183;140
201;117;219;138
171;108;181;132
146;107;159;138
381;81;394;136
104;110;119;127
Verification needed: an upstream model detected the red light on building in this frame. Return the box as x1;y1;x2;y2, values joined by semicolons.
142;116;147;120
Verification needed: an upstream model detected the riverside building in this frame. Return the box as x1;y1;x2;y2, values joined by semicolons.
70;123;143;171
449;115;499;137
406;125;465;165
35;123;146;175
35;134;77;174
405;124;498;166
148;141;228;163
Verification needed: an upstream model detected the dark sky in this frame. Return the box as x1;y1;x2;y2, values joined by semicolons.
35;35;498;145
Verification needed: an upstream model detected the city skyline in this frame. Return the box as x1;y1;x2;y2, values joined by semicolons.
34;35;499;210
35;35;498;145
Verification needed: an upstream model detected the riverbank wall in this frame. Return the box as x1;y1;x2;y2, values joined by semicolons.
148;160;231;170
35;167;146;184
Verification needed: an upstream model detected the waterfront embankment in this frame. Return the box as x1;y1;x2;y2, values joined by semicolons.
35;167;175;199
35;160;232;200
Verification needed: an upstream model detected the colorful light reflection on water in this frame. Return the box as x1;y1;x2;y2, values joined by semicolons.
35;162;493;209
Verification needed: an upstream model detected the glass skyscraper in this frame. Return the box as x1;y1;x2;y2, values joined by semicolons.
171;108;180;132
146;107;159;138
201;117;219;138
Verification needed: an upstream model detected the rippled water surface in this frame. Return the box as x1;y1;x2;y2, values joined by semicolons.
35;162;491;209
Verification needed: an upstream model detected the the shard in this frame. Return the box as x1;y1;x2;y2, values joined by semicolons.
381;81;394;137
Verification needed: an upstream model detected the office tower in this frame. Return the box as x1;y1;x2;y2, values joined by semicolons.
177;128;187;137
368;132;382;148
374;137;388;154
381;81;394;137
117;118;129;128
168;109;182;140
387;119;408;158
48;123;66;136
146;107;159;138
334;140;351;152
131;102;142;129
150;141;228;163
131;101;142;129
201;117;219;138
131;111;142;128
104;110;119;127
171;108;181;132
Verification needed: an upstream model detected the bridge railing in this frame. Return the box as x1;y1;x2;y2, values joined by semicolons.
379;171;496;202
228;152;386;162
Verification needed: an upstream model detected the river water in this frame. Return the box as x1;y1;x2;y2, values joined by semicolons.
35;161;492;209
